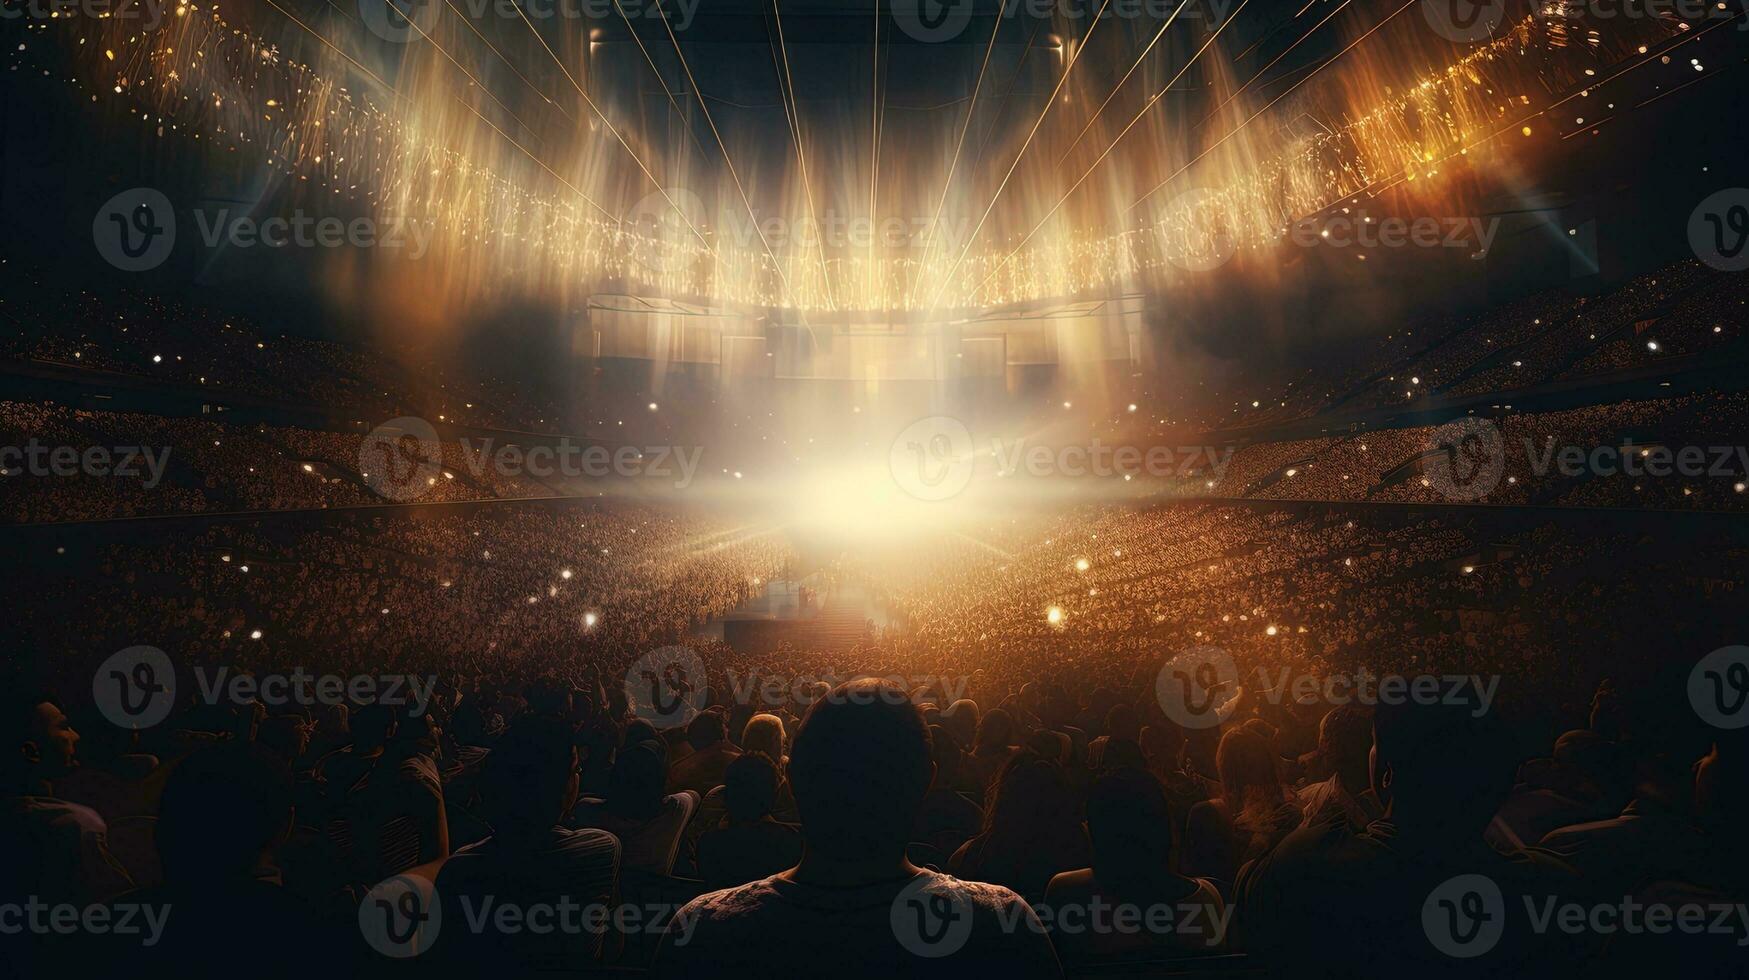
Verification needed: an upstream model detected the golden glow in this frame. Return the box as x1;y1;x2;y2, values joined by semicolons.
34;4;1704;315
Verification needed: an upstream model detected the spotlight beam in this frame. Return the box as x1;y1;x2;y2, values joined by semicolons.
262;0;619;222
972;0;1253;300
926;0;1116;313
1126;0;1416;213
647;0;795;299
771;0;837;310
505;0;717;253
907;0;1009;310
1052;0;1196;171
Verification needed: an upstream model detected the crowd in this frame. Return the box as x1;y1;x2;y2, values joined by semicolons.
1221;258;1739;428
3;248;1748;976
1201;392;1749;509
3;491;1745;976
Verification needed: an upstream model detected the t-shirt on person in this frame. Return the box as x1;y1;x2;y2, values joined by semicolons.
568;791;697;875
696;820;803;891
435;825;622;971
655;869;1062;979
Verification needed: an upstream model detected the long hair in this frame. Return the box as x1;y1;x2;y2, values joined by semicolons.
1215;727;1284;829
980;751;1079;846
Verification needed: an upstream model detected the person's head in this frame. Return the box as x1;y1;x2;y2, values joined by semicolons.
350;703;397;752
687;710;728;752
981;751;1078;842
973;707;1014;756
1216;727;1282;815
1104;703;1142;744
156;743;293;883
1317;704;1374;789
1025;729;1071;766
787;679;933;862
741;713;785;760
941;699;979;747
480;715;579;837
1140;720;1187;773
722;751;780;824
605;741;668;820
4;692;79;790
523;676;573;719
623;719;660;749
1371;699;1514;836
1087;768;1178;895
256;714;311;766
929;724;964;784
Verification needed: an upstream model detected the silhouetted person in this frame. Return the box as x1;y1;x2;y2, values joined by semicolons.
93;742;339;979
1237;699;1574;978
570;739;696;874
696;752;802;890
1298;704;1380;830
949;751;1091;903
1182;727;1298;887
0;692;132;904
436;715;621;971
1045;768;1225;964
656;678;1060;978
667;709;742;797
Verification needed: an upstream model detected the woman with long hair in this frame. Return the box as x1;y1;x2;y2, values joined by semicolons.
947;750;1091;902
1045;767;1226;964
1180;727;1298;889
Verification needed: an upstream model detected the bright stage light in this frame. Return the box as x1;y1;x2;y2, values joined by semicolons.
791;459;969;542
1046;606;1065;626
